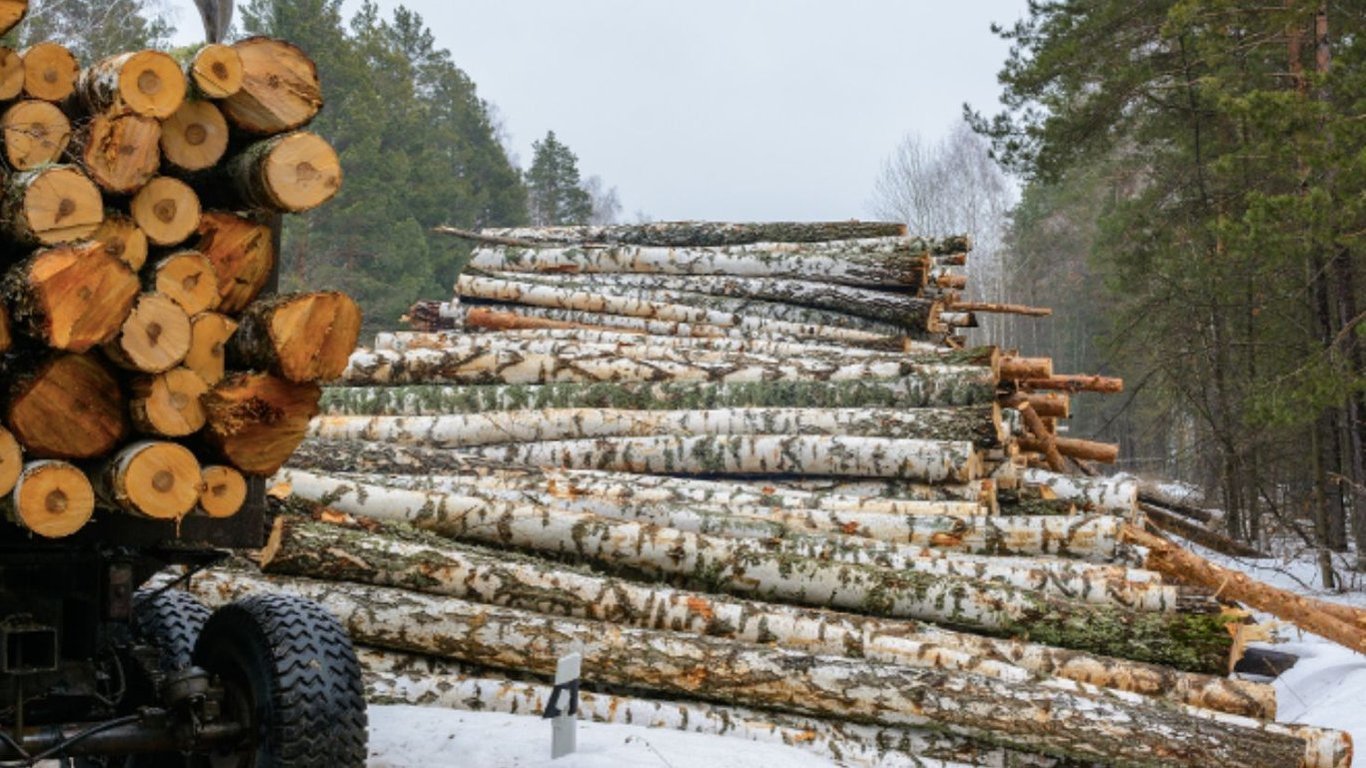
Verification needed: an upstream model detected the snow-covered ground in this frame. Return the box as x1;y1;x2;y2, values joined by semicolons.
364;545;1366;767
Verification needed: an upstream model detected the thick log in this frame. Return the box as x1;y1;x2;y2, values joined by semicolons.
90;213;149;271
198;464;246;518
76;51;186;118
1;99;70;170
21;42;78;102
1021;374;1124;394
457;221;914;247
340;346;989;389
278;472;1233;672
224;130;341;212
1141;504;1267;558
97;440;201;520
221;37;322;134
147;250;219;315
201;372;320;476
468;239;930;289
160;98;229;173
0;47;22;100
193;212;274;313
131;176;200;246
186;44;243;99
1021;469;1138;516
310;406;1005;449
185;567;1298;768
102;292;192;373
1125;524;1366;656
277;517;1271;719
72;112;161;194
128;366;209;437
4;460;92;538
459;274;902;344
2;243;139;352
0;426;19;497
2;165;103;244
184;312;238;385
6;353;126;459
456;434;983;482
227;291;362;383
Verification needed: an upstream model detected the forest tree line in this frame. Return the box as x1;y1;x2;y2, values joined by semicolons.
4;0;619;331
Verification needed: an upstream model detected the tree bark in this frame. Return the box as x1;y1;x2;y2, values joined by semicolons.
160;98;229;173
200;372;320;475
276;471;1233;672
5;352;126;459
128;366;209;437
193;211;274;313
310;406;1005;450
101;292;192;374
76;50;186;118
20;42;78;102
2;165;103;245
455;221;916;247
1020;469;1138;516
223;130;341;213
227;291;362;383
4;459;92;538
186;43;243;99
184;311;238;385
183;567;1303;768
96;440;201;520
221;37;322;135
130;176;200;246
466;239;930;289
2;243;139;352
1;99;70;170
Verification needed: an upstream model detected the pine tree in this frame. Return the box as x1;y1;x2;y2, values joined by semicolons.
525;131;594;226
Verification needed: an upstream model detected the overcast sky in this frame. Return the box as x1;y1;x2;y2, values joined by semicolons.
179;2;1027;221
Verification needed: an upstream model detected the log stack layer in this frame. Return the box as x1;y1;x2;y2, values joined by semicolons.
0;15;359;536
172;221;1355;767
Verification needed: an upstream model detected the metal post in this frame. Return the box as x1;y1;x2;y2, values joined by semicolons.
543;652;580;759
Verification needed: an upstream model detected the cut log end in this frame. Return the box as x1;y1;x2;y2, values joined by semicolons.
199;464;247;518
151;250;220;315
161;99;229;172
202;373;322;476
104;292;192;373
185;312;238;385
1;99;70;170
222;37;323;134
104;441;201;520
21;42;78;102
8;460;93;539
9;166;104;245
129;367;209;437
235;291;362;383
195;212;274;313
190;44;244;99
0;47;23;100
6;243;140;352
109;50;187;118
131;176;201;246
77;112;162;194
7;353;126;459
232;130;341;212
91;214;149;271
0;426;22;497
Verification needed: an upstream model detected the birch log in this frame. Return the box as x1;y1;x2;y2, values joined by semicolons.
467;240;930;289
268;518;1270;718
458;274;901;344
277;471;1234;672
308;407;1006;449
462;221;915;247
182;568;1304;768
1022;469;1138;516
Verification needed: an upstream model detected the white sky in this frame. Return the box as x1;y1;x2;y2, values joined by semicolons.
173;1;1027;221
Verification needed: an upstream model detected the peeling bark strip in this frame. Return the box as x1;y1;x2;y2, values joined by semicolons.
466;239;931;289
453;434;983;483
457;274;900;343
309;406;1006;450
184;568;1304;768
487;272;947;329
339;345;993;392
458;221;917;247
359;650;1062;768
277;471;1233;672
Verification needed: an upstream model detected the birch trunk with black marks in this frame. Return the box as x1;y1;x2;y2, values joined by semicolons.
1021;469;1138;516
464;221;915;247
277;471;1233;672
182;568;1310;768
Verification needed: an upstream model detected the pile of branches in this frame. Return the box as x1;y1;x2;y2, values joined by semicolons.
188;222;1357;767
0;6;360;536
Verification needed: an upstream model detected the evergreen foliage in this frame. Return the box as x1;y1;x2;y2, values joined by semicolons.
525;131;594;226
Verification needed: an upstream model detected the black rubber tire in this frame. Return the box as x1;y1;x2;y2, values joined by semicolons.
133;589;212;674
192;593;368;768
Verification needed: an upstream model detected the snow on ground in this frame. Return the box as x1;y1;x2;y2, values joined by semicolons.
366;705;844;768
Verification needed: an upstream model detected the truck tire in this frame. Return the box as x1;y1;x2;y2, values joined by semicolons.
192;593;367;768
133;589;211;673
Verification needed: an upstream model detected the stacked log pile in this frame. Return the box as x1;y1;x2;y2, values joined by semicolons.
0;9;360;536
161;221;1356;767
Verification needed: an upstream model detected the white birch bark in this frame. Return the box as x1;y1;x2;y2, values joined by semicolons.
1021;469;1139;517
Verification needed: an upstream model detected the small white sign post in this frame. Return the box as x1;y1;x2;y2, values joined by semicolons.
545;652;581;759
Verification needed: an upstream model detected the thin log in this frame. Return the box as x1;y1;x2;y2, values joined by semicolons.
1000;356;1053;380
4;460;92;538
1141;504;1268;559
951;301;1053;317
1020;375;1124;394
198;465;246;518
456;221;917;247
1021;436;1120;465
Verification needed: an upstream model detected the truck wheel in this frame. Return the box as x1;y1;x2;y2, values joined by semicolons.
192;594;367;768
133;589;211;673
